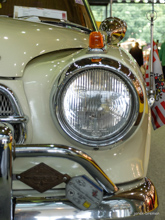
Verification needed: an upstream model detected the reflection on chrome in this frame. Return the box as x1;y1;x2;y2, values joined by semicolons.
99;17;127;45
14;144;118;194
14;178;158;220
0;123;13;220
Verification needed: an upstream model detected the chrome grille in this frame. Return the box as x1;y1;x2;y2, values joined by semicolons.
0;84;27;143
0;92;14;116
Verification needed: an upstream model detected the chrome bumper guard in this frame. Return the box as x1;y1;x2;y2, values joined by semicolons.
0;123;158;220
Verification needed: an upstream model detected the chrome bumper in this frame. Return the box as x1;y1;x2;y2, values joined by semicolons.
14;177;158;220
0;123;158;220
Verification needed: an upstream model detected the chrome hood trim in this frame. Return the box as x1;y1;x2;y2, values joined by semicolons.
0;17;89;77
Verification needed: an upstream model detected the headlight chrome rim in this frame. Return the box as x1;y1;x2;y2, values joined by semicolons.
52;58;144;148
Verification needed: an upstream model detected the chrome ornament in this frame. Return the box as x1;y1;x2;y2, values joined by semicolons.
99;17;127;45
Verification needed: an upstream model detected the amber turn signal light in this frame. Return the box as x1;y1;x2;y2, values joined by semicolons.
89;31;104;49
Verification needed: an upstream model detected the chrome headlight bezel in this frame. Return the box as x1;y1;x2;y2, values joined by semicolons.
51;58;144;148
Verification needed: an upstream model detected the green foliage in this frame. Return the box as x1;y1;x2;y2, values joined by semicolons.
91;3;165;43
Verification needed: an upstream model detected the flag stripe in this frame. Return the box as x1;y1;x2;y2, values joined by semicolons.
151;109;160;129
152;101;165;127
155;106;165;124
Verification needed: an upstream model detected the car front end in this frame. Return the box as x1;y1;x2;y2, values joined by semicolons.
0;1;158;219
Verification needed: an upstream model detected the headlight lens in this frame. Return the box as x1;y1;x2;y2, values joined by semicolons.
55;67;139;147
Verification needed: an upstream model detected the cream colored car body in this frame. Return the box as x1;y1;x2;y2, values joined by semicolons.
0;17;151;189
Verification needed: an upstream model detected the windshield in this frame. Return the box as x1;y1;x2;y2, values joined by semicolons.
0;0;96;31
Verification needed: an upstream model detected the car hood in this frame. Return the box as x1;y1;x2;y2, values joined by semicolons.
0;17;89;77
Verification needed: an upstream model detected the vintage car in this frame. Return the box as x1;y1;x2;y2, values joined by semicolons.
0;0;158;219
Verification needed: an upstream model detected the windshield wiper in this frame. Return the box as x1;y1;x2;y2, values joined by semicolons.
17;15;92;33
41;19;92;33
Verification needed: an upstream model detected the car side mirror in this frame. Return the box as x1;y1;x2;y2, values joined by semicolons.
99;17;127;45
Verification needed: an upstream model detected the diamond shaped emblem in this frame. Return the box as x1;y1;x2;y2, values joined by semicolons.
16;163;70;193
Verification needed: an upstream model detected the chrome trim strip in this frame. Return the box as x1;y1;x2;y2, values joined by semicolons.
14;178;158;220
0;123;13;220
0;84;27;143
14;144;118;194
0;116;28;123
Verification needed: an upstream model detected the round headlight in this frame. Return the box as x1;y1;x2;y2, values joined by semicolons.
54;65;139;147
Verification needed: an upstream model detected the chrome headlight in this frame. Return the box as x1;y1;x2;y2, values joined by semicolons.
52;58;143;147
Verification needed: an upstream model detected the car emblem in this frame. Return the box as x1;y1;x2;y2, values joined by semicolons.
16;162;71;193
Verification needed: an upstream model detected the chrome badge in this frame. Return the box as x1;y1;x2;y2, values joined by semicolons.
16;162;70;193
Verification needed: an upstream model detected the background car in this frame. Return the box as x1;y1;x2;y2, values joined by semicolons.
0;0;158;219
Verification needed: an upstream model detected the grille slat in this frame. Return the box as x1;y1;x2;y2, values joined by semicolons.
0;93;14;116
